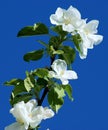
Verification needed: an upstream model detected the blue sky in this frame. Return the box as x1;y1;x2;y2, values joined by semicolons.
0;0;107;130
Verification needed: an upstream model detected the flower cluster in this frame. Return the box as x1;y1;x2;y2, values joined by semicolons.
4;5;103;130
5;100;54;130
50;6;103;59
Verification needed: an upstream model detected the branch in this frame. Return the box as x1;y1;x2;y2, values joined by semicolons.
38;86;49;106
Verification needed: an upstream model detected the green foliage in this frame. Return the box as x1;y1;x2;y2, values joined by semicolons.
48;84;65;112
37;78;48;86
52;50;64;55
49;36;61;49
10;93;32;106
24;72;36;92
17;23;49;37
23;49;44;62
72;34;82;53
59;46;76;65
62;84;73;100
51;25;68;38
47;45;64;56
11;81;27;97
4;78;23;86
33;68;49;80
5;22;79;125
34;78;48;99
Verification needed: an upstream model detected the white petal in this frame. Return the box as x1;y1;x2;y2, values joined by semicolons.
50;15;62;25
88;34;103;45
51;59;67;74
29;107;44;128
79;44;88;59
43;107;55;119
67;5;81;19
84;20;99;34
48;71;56;78
5;122;25;130
63;70;78;79
25;99;37;113
30;120;41;128
63;24;74;32
79;32;93;48
49;71;60;79
55;7;64;18
50;7;64;25
60;78;69;85
10;101;30;129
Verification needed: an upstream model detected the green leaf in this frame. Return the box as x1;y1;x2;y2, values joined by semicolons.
59;46;76;65
51;25;68;37
63;84;73;100
72;34;82;53
37;78;48;86
12;81;27;97
33;78;48;99
47;84;65;113
10;93;32;106
53;50;64;55
24;73;36;92
23;49;44;62
54;84;65;98
17;23;49;37
48;88;64;113
33;68;49;79
4;78;23;86
4;78;28;97
49;36;61;49
34;83;44;99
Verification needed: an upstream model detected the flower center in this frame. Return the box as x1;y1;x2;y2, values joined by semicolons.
17;118;24;124
60;70;64;76
84;28;90;35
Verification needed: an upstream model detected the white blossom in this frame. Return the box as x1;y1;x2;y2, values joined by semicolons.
76;20;103;59
50;6;84;33
49;59;78;85
5;99;54;130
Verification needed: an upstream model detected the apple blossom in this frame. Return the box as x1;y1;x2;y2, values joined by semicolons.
76;20;103;59
50;6;84;33
5;99;54;130
49;59;78;85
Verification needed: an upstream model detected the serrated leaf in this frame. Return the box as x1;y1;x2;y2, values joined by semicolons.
59;46;76;65
23;49;44;62
17;23;49;37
